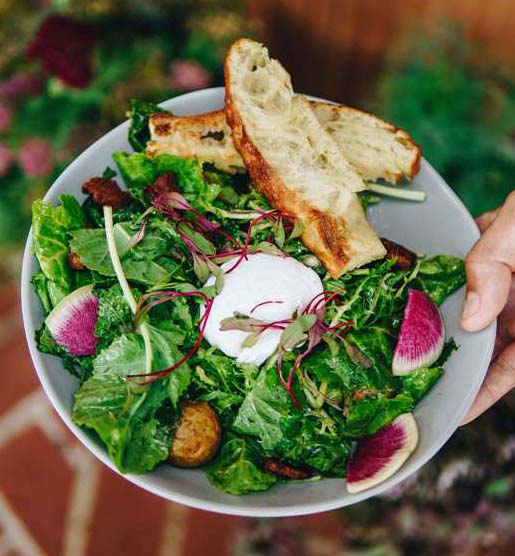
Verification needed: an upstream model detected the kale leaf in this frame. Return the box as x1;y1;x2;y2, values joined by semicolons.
205;435;278;495
233;366;351;475
191;347;259;426
94;284;133;349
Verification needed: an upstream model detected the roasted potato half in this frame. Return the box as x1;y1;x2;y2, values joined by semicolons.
168;401;221;468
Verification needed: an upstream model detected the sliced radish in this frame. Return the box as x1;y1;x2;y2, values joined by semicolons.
347;413;419;494
392;289;445;375
45;285;99;356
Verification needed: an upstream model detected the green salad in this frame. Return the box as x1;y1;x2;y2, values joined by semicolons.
31;101;466;495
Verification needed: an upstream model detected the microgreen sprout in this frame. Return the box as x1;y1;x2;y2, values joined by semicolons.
128;289;214;385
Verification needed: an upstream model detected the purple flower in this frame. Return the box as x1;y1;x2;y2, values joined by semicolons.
18;138;54;178
0;104;12;133
0;142;13;177
26;14;96;89
0;74;43;100
168;60;212;92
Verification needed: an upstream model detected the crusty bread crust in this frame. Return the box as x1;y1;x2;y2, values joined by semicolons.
224;38;385;277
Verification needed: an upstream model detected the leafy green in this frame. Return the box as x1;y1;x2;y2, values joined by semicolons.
276;413;351;476
113;152;158;203
72;331;182;473
31;272;57;314
233;366;350;475
32;195;87;299
128;99;169;152
304;328;396;400
435;338;459;367
113;152;220;209
94;284;133;348
343;394;415;437
415;255;466;305
233;366;298;453
205;435;278;495
191;348;259;426
36;325;94;382
69;220;179;285
146;324;190;408
399;367;443;403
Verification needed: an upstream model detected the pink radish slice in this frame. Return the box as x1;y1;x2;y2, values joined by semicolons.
45;285;99;356
392;289;445;375
347;413;419;493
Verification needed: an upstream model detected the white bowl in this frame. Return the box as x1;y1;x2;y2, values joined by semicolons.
21;87;496;516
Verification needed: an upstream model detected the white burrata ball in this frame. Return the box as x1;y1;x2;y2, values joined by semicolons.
203;253;323;365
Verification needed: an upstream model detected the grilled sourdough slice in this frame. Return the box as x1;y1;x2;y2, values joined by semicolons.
310;102;420;183
224;38;385;277
147;106;420;182
147;110;244;174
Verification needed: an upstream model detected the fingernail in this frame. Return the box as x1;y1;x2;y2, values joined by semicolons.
462;291;480;322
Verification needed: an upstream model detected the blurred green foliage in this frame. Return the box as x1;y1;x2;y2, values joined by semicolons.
376;25;515;216
0;0;255;261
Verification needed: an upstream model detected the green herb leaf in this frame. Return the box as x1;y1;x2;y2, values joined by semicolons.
280;314;317;352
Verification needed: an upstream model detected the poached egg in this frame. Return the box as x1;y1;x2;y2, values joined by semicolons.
203;253;323;366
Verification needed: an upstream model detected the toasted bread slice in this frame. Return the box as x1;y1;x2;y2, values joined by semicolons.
224;38;385;277
147;106;420;183
147;111;244;174
310;102;420;183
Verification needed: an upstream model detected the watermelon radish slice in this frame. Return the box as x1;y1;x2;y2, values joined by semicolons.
45;285;99;356
392;289;445;375
347;413;419;493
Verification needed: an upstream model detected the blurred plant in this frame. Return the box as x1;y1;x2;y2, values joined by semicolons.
0;0;257;278
374;23;515;216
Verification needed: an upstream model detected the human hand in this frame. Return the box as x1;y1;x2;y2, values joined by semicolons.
461;192;515;424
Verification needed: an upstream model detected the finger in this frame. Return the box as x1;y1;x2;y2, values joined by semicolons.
476;208;499;233
461;342;515;424
461;192;515;332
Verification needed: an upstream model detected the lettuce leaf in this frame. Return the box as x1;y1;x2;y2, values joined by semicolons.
69;221;178;285
191;347;259;426
232;366;297;453
32;194;87;302
94;284;133;349
72;328;188;474
113;152;220;209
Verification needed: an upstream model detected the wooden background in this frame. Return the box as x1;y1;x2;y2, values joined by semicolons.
246;0;515;105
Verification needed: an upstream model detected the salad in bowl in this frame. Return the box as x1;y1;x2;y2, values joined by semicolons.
23;40;485;509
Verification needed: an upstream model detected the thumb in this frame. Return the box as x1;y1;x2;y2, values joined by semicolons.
461;193;515;332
